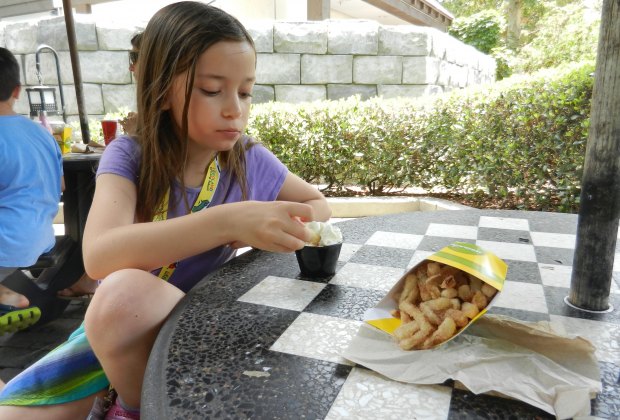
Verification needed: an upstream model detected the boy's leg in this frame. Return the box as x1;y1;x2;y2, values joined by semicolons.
85;269;185;409
0;269;40;335
0;269;28;308
0;388;108;420
1;270;67;327
0;284;28;308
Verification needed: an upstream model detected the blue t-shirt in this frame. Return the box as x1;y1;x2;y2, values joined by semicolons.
0;115;63;267
96;135;288;292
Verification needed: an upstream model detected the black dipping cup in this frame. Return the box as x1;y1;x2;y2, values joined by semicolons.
295;242;342;279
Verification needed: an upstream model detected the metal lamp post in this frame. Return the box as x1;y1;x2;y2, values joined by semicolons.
25;85;58;118
25;44;67;123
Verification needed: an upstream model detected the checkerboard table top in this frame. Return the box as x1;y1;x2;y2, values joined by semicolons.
143;209;619;420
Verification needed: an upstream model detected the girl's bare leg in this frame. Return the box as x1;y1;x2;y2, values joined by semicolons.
85;269;185;409
0;389;108;420
57;273;99;298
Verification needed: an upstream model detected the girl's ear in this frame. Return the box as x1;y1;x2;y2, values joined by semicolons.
161;93;171;110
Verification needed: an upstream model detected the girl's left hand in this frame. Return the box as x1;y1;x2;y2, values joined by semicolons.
228;241;248;249
225;201;314;253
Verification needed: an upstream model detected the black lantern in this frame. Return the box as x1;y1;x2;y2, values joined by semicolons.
26;85;58;118
26;44;66;122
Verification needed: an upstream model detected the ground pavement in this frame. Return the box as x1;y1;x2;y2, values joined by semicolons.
0;300;88;384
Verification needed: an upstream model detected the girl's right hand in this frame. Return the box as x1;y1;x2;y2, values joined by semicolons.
227;201;314;253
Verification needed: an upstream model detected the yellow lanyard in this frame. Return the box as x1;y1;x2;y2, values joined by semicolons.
153;157;220;281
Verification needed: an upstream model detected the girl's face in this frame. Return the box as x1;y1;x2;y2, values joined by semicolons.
129;49;138;74
168;40;255;153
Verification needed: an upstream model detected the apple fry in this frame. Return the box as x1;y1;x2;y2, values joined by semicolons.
394;320;420;340
419;302;442;326
440;275;457;289
461;301;479;319
471;290;489;310
424;297;451;311
404;302;433;332
419;297;451;325
468;274;483;292
399;301;417;319
453;271;468;287
481;283;497;298
415;267;428;282
441;287;458;299
393;261;501;351
399;328;432;350
428;284;442;299
398;301;413;323
445;308;469;327
398;303;434;350
422;317;456;349
400;273;420;305
425;274;442;288
427;262;441;276
418;282;432;302
458;284;472;302
440;265;459;277
449;298;461;309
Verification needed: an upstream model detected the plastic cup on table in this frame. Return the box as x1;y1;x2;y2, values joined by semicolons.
101;120;118;145
295;242;342;280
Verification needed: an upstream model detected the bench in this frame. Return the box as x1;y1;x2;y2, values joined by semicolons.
23;235;75;271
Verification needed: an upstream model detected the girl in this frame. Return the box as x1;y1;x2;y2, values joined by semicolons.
0;2;330;419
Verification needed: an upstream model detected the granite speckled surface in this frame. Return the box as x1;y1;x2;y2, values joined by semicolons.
143;210;620;419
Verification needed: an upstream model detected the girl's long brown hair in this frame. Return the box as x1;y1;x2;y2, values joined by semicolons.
134;1;255;222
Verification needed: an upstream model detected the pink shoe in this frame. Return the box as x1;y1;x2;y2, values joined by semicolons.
103;395;140;420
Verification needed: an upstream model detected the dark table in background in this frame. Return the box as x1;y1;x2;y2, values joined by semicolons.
62;152;101;245
44;152;100;295
143;209;619;419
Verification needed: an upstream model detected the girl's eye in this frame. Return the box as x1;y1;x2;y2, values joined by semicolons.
239;92;253;99
201;89;220;96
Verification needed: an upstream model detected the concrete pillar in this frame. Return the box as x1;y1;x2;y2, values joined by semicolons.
307;0;329;20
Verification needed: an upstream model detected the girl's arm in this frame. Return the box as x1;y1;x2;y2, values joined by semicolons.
276;172;331;222
83;173;314;279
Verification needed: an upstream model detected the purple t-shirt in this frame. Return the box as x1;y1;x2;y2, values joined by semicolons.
96;135;288;292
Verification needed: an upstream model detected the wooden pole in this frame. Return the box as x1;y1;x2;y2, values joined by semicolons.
569;0;620;311
62;0;91;144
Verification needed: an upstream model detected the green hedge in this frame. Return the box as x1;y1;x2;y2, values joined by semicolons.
247;61;594;212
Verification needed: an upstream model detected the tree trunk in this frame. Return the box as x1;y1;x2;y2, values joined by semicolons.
506;0;522;49
569;0;620;311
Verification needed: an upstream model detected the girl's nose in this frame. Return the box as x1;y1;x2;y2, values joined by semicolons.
222;95;242;119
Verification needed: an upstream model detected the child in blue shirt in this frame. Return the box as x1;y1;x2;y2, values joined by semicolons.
0;47;63;334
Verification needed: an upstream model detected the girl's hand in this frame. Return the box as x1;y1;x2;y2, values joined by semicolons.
228;241;249;249
228;201;314;253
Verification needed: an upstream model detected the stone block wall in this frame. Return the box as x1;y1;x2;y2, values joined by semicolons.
0;16;495;124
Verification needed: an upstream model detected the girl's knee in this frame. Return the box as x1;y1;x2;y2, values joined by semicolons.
85;270;150;332
84;269;183;346
88;269;140;308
